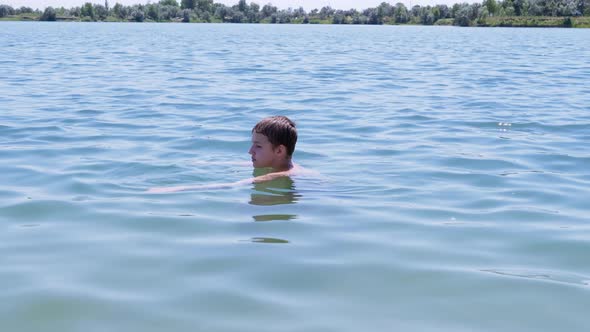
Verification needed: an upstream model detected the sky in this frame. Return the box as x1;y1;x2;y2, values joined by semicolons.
3;0;470;11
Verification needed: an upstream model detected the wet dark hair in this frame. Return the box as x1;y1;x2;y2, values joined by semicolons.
252;116;297;156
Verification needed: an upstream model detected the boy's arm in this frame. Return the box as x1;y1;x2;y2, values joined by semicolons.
146;172;290;193
147;179;249;193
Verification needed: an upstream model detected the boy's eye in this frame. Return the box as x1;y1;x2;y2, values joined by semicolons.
256;145;262;148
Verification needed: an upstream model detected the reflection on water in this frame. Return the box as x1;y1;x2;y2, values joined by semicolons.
252;214;296;222
249;170;300;206
251;237;289;244
249;169;300;222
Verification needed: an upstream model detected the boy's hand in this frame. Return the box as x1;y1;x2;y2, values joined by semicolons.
146;186;186;193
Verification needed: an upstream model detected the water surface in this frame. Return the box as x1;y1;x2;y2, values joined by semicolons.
1;22;590;331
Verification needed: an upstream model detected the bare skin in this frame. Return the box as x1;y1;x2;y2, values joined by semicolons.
146;165;302;193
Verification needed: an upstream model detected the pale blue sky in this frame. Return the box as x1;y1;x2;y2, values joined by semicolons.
3;0;470;11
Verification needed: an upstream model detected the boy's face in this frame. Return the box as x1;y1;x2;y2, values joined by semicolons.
249;132;280;168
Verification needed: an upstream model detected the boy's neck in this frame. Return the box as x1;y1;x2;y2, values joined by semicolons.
272;159;293;173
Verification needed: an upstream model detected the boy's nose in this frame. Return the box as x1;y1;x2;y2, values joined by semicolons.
248;146;254;155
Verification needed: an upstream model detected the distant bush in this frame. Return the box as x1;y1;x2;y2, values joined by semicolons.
573;16;590;27
479;16;575;27
40;7;57;21
434;18;454;25
132;10;145;22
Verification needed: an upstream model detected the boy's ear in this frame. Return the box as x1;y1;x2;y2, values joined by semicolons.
273;144;286;156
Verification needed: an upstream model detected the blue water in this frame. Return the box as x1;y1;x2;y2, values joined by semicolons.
1;22;590;331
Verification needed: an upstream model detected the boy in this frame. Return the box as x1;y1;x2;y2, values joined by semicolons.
248;115;299;179
148;115;300;193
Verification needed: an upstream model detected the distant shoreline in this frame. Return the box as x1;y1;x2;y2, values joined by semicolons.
1;1;589;28
1;16;589;28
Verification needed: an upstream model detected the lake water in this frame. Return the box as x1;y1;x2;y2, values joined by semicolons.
1;22;590;331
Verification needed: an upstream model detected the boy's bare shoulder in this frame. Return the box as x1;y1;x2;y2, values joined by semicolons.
289;163;319;177
250;164;318;184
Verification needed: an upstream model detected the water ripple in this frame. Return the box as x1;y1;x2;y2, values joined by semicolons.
1;23;590;332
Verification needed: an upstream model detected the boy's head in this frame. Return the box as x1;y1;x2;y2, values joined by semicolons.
249;116;297;169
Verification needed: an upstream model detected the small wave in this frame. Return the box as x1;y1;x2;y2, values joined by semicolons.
481;269;589;287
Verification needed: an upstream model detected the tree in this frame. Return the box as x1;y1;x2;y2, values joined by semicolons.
93;4;108;20
214;5;225;20
18;6;34;14
246;4;260;22
276;9;291;23
319;6;335;19
454;4;473;26
293;6;305;18
181;8;190;21
435;4;450;19
112;3;124;18
423;11;435;24
40;6;57;21
364;8;380;24
332;11;345;23
483;0;498;16
562;0;581;15
232;10;244;22
513;0;524;15
238;0;248;13
196;0;213;13
132;9;145;21
69;6;81;17
394;3;409;23
147;4;159;20
199;10;210;21
250;2;260;13
377;2;394;18
261;3;277;18
526;0;543;15
0;4;15;17
477;6;489;23
181;0;194;10
160;0;178;6
81;2;95;19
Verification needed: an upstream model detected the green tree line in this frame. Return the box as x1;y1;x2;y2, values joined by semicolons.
1;0;588;26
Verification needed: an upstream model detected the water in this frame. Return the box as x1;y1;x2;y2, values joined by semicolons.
1;22;590;331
